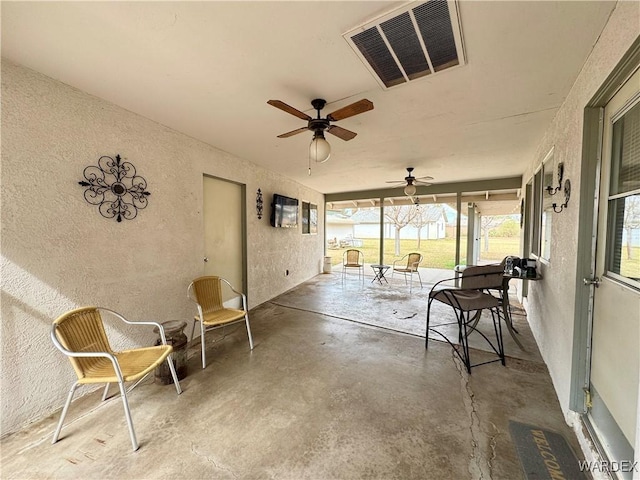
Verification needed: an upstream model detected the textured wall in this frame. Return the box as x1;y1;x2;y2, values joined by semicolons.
522;2;639;415
0;60;324;435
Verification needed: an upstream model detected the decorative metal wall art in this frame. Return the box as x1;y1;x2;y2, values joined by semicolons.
256;189;264;219
545;162;565;196
79;154;150;222
552;179;571;213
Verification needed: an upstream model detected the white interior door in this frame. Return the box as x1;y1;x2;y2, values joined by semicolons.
203;175;245;303
588;67;640;477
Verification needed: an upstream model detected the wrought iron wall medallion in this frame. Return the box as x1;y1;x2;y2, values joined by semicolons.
256;188;264;219
78;154;150;222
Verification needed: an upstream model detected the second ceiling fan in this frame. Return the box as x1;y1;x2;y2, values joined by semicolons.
267;98;374;163
386;167;434;196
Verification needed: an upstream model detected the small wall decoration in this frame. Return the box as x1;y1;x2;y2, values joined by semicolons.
310;203;318;234
552;179;571;213
256;188;264;219
301;202;318;234
78;154;150;222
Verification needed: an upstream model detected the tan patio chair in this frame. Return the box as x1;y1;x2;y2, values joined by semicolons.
51;307;182;451
342;249;364;284
391;252;423;292
188;276;254;369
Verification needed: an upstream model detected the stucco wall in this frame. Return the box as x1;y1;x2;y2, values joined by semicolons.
0;60;325;435
522;1;639;415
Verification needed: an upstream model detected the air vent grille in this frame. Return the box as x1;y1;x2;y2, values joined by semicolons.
344;0;465;89
413;1;458;71
380;12;430;81
352;28;406;88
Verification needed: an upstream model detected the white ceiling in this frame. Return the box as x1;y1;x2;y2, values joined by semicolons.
1;1;615;195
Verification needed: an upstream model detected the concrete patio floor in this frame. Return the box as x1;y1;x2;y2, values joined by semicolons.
0;271;585;479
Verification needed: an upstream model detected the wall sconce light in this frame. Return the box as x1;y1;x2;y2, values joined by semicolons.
256;188;264;219
546;162;564;195
552;179;571;213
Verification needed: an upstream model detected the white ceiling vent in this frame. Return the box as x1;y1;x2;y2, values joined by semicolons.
344;0;465;89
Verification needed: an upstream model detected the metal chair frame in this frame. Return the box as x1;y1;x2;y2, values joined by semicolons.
425;271;506;373
187;276;254;369
51;307;182;451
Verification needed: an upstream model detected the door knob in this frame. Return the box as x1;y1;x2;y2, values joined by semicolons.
203;257;208;263
583;277;600;287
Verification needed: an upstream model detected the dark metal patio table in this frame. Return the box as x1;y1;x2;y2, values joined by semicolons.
371;265;390;284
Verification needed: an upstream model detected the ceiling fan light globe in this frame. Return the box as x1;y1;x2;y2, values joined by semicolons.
404;184;417;196
316;153;331;164
310;137;331;163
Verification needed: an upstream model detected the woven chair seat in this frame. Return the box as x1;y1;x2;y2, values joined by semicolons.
80;345;173;384
196;308;246;326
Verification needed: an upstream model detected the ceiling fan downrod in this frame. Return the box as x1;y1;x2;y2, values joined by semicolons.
309;99;329;133
311;98;326;116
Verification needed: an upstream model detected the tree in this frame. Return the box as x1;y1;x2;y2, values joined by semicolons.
410;204;430;249
480;215;507;252
623;195;640;259
490;218;520;237
385;205;418;255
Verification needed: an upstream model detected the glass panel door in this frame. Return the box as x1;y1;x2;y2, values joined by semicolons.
588;68;640;477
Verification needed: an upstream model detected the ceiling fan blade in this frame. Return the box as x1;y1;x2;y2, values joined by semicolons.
415;176;434;181
277;127;309;138
385;180;406;185
267;100;312;121
414;180;433;186
327;125;357;141
327;99;374;122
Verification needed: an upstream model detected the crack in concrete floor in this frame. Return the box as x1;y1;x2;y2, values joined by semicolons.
452;350;493;480
190;442;239;479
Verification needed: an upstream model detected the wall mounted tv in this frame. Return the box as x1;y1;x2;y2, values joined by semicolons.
270;194;299;228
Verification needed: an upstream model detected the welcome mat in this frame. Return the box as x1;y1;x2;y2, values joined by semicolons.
509;421;586;479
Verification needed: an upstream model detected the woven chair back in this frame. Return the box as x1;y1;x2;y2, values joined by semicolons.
192;276;224;314
53;307;112;380
345;249;362;265
406;253;422;271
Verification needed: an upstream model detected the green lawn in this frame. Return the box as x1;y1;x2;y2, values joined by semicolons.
328;240;639;280
326;237;521;269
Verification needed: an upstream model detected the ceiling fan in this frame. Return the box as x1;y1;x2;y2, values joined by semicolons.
386;167;434;196
267;98;374;163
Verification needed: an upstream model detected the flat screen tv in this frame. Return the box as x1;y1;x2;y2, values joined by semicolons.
270;194;299;228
